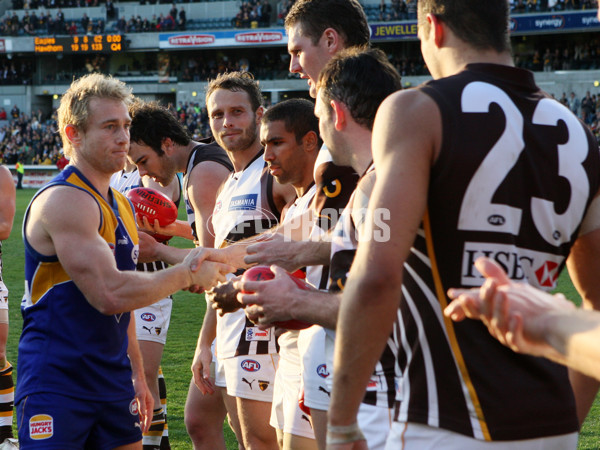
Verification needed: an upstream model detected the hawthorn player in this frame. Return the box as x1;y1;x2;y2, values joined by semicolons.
111;168;181;450
16;73;231;448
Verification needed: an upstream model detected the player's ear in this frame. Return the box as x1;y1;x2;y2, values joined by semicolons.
302;130;319;153
429;13;445;48
64;124;81;147
255;106;265;125
322;28;341;55
330;99;345;131
161;137;174;155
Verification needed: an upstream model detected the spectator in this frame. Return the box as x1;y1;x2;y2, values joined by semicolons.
81;12;89;33
568;91;580;116
178;7;186;30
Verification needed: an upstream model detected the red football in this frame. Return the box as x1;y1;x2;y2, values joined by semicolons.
241;266;311;330
126;187;178;227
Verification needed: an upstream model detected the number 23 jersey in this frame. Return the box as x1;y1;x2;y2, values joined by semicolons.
396;64;600;441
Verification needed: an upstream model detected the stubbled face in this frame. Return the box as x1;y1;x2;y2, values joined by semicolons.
287;23;334;98
76;97;131;175
314;89;345;166
261;119;306;187
128;141;178;187
207;89;260;153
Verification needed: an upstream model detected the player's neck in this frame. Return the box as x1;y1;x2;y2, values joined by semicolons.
71;159;112;200
439;47;514;79
227;140;263;173
348;130;374;175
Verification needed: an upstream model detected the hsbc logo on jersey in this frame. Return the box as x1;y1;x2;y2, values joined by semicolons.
461;242;564;289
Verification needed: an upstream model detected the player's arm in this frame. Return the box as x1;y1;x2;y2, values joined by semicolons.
0;166;16;240
565;191;600;424
188;160;232;248
26;186;231;315
187;160;231;388
328;89;439;441
127;317;153;433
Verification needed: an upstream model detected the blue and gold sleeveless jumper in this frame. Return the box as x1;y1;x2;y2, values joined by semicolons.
17;166;139;404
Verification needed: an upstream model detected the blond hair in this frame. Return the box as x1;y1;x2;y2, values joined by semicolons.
57;73;133;158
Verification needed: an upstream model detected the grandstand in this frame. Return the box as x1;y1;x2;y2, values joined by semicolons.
0;0;598;121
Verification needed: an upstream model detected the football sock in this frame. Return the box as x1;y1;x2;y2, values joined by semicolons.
158;367;170;450
142;407;165;450
0;361;14;441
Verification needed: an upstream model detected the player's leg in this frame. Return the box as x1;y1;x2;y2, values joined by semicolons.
0;294;13;444
157;368;170;450
237;397;278;450
135;298;172;450
298;326;330;450
223;355;279;449
272;354;316;450
184;378;227;449
138;340;166;450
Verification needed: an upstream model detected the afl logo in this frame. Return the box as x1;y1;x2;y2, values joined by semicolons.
487;214;505;226
129;399;139;415
317;364;329;378
141;313;156;322
241;359;261;372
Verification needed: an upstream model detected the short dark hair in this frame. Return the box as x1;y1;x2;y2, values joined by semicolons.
129;100;191;156
262;98;322;147
318;47;402;130
418;0;510;53
205;71;263;113
285;0;370;48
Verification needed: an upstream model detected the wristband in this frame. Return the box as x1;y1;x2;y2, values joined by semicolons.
326;422;366;445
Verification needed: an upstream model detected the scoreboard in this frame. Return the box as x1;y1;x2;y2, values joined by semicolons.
34;35;124;53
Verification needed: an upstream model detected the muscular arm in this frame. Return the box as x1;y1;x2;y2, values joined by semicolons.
0;166;16;240
328;90;439;430
25;186;230;315
566;218;600;424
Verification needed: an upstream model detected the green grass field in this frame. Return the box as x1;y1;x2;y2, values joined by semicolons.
3;188;599;448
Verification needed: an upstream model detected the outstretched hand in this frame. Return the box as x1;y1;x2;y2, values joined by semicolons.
183;247;234;292
445;257;575;358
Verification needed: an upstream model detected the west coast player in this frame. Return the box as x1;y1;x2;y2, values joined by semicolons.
16;73;231;448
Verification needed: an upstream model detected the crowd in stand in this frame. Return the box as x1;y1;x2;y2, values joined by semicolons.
115;4;186;32
232;0;272;28
0;106;64;166
513;37;600;71
0;9;105;36
510;0;596;12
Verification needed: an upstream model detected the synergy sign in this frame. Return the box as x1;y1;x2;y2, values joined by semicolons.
160;28;285;48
